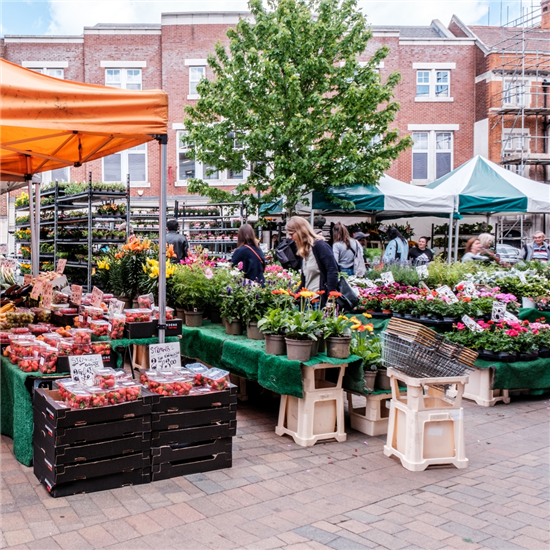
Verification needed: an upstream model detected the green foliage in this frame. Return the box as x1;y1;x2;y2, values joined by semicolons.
351;333;382;371
171;265;212;311
283;310;319;341
184;0;411;214
425;258;477;289
257;308;288;335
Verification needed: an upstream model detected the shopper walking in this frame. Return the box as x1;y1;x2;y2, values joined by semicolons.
232;224;266;285
408;236;434;265
165;219;188;263
286;216;338;306
462;238;488;262
478;233;502;264
521;231;550;262
383;227;409;263
332;222;365;276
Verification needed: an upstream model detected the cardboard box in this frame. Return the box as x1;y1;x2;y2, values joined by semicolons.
34;388;151;429
151;420;237;447
151;452;232;481
34;445;150;485
151;403;236;432
34;462;150;497
151;437;232;465
143;384;237;413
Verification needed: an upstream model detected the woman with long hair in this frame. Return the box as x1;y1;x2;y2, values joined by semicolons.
332;222;364;276
461;238;487;262
231;223;266;284
286;216;338;306
383;227;409;263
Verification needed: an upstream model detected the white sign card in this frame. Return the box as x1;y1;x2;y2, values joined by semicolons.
503;311;519;322
380;272;395;285
363;279;377;288
492;302;507;321
148;342;182;371
416;265;429;279
436;285;459;304
518;272;527;284
457;280;478;298
461;315;484;333
69;354;103;387
108;298;125;316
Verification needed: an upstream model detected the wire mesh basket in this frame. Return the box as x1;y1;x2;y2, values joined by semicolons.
380;331;474;379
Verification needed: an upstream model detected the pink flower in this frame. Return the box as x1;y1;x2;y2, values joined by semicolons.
505;329;519;337
456;322;465;331
205;268;213;279
237;262;243;270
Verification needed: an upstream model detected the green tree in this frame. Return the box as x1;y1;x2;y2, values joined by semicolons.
184;0;411;214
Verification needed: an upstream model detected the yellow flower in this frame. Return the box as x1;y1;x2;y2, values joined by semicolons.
97;260;110;270
365;324;373;332
365;313;372;319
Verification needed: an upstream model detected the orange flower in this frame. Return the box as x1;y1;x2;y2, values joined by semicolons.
166;244;177;258
329;291;342;298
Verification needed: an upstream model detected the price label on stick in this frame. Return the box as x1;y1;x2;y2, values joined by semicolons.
71;284;82;306
380;272;395;285
90;286;104;308
149;342;182;370
436;285;459;304
416;265;429;279
23;274;33;286
69;355;103;387
461;315;484;333
108;298;125;317
364;279;377;289
42;282;54;310
457;280;478;298
30;279;44;301
518;272;527;284
492;301;507;321
504;311;520;322
56;259;67;274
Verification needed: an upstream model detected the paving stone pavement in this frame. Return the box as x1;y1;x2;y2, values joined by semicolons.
1;390;549;550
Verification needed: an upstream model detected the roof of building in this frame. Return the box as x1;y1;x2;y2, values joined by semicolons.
92;23;161;28
468;25;550;52
371;25;444;38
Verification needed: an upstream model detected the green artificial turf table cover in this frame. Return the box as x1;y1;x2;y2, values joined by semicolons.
180;321;360;398
517;308;550;324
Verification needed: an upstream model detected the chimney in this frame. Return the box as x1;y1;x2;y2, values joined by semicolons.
542;0;550;29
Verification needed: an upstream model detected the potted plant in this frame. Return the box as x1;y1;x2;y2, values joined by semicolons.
283;310;317;362
219;281;248;335
324;292;353;359
350;320;381;391
258;309;289;355
171;264;210;326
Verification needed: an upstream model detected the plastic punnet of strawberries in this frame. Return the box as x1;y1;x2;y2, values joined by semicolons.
203;368;230;391
93;367;116;389
185;363;210;387
90;320;110;337
110;314;125;339
65;388;92;409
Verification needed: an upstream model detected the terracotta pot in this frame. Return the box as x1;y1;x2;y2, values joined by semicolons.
364;370;378;392
225;319;243;336
375;367;392;390
285;338;312;362
175;307;186;321
209;308;222;324
265;334;286;356
382;309;392;314
310;338;319;357
326;336;351;359
246;322;264;340
185;311;203;328
115;296;132;310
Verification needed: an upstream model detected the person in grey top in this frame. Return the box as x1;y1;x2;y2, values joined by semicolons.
461;238;488;262
383;227;409;263
332;223;362;275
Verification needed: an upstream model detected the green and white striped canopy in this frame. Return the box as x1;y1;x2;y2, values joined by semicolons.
427;156;550;214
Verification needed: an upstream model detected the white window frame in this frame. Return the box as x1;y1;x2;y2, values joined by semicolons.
102;143;148;187
36;167;71;184
105;68;142;90
30;67;65;79
414;69;453;102
502;128;529;177
411;130;454;184
502;78;529;107
176;130;196;186
188;66;206;99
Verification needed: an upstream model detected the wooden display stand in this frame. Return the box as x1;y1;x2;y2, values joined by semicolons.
347;391;401;436
384;368;469;472
132;344;149;370
276;362;348;447
448;366;510;407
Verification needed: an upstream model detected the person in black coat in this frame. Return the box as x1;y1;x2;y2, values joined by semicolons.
286;216;338;307
231;224;266;285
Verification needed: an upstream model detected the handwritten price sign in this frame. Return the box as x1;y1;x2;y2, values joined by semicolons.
380;272;395;285
42;282;54;310
436;285;459;304
69;355;103;386
71;285;83;306
149;342;181;370
30;279;44;301
56;259;67;274
90;286;104;308
23;274;33;286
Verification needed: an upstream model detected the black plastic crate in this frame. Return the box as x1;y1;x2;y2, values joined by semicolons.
143;384;237;413
151;452;232;481
151;437;232;465
151;420;237;447
124;321;155;339
152;403;236;432
34;388;151;429
34;445;150;485
34;463;150;497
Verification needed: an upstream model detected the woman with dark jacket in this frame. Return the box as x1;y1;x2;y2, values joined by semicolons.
231;224;266;285
286;216;338;307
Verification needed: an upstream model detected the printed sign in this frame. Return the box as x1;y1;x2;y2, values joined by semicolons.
518;272;527;284
90;286;104;308
56;259;67;274
503;311;519;322
491;301;507;321
42;282;54;310
461;315;484;333
416;265;429;279
108;298;125;317
436;285;459;304
23;274;33;286
458;280;478;298
363;279;377;288
30;279;44;301
69;354;103;387
71;285;82;306
380;272;395;285
149;342;182;371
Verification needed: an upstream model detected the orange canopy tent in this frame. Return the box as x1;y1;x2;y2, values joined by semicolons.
1;59;172;341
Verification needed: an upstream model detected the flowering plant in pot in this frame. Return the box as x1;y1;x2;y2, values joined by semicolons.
171;264;211;326
349;318;380;390
219;280;249;335
282;310;318;362
239;281;272;340
258;308;288;355
323;291;353;359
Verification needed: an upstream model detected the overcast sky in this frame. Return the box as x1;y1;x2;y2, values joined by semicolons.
0;0;533;36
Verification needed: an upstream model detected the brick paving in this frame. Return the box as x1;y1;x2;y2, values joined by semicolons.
1;390;549;550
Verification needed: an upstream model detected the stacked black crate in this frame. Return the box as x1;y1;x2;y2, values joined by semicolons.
148;384;237;481
33;387;151;497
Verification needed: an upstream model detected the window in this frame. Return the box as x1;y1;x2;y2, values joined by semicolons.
503;130;529;176
105;69;142;90
189;67;205;96
103;144;147;185
503;79;526;106
203;164;218;180
412;131;453;182
177;131;196;182
35;167;70;185
32;68;64;79
415;70;451;100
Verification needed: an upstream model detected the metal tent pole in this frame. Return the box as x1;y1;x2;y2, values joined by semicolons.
454;218;460;262
156;136;168;344
447;210;453;264
27;178;37;275
34;179;40;274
